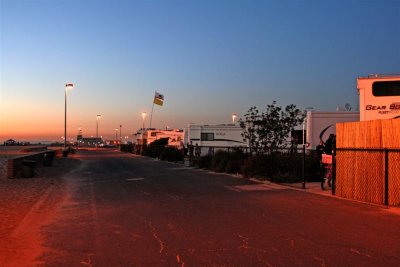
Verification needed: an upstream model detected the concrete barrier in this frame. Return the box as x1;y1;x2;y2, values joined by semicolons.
2;149;60;179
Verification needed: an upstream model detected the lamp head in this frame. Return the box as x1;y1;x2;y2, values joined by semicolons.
65;83;74;90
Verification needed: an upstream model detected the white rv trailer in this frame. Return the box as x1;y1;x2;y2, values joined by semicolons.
305;111;360;150
185;124;247;147
357;74;400;121
145;129;184;147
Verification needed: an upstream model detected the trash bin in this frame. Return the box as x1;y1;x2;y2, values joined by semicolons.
43;152;53;166
22;160;37;178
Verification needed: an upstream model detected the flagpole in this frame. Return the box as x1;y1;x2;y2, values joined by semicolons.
149;102;155;128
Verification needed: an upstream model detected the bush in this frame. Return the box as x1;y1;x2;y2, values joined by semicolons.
144;138;169;158
120;144;133;153
198;155;213;169
225;149;245;174
241;155;272;179
211;150;230;172
240;152;321;183
160;147;184;162
189;146;322;184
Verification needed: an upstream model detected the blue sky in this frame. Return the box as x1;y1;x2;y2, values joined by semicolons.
1;0;399;141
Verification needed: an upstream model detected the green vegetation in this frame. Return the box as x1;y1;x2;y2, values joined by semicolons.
143;138;184;162
121;102;320;183
239;102;305;154
195;150;320;183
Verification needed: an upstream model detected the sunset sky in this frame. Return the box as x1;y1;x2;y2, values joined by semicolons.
1;0;399;142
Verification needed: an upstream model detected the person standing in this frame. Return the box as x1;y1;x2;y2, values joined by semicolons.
188;142;194;158
195;144;201;157
324;134;335;155
316;140;325;159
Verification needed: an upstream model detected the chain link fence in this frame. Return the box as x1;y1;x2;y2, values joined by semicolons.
389;151;400;206
336;148;400;207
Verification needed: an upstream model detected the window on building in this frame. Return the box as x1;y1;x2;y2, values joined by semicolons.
201;133;214;141
372;81;400;96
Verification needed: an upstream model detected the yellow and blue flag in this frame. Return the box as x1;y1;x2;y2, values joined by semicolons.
153;91;164;106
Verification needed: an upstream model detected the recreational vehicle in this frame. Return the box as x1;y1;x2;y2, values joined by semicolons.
145;129;184;147
357;74;400;121
305;111;360;150
185;124;247;148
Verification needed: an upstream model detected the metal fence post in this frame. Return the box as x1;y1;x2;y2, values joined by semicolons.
332;153;336;195
302;144;306;189
385;149;389;206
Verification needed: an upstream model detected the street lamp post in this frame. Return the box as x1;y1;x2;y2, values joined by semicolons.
302;118;306;189
302;107;313;189
120;125;122;145
96;115;102;148
142;112;146;130
64;83;74;155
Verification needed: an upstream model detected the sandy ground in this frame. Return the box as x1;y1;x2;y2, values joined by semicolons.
0;156;81;266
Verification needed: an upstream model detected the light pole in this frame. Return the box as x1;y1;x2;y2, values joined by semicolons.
232;113;237;124
302;107;313;189
96;115;101;148
120;125;122;145
64;83;74;154
142;112;146;130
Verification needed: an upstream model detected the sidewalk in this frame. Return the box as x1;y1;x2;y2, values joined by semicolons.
272;180;400;215
280;181;334;197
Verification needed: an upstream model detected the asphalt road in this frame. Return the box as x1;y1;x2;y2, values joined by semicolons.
5;149;400;266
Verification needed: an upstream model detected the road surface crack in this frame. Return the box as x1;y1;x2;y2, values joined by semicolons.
149;222;165;254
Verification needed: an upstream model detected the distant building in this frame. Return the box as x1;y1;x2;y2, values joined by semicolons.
76;135;103;147
4;139;16;145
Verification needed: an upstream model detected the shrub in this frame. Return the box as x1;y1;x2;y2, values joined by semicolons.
198;155;213;169
159;147;184;162
215;157;229;172
190;146;321;184
211;150;230;172
120;144;133;153
241;155;272;179
225;149;245;174
144;138;169;158
240;152;320;183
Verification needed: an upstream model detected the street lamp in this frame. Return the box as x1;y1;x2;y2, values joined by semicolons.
232;113;237;124
96;115;102;148
64;83;74;154
120;125;122;145
142;112;146;130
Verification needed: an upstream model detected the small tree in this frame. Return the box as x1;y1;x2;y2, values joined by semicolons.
239;106;261;154
240;102;305;154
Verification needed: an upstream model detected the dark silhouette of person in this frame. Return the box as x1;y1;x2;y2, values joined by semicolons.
195;144;201;157
316;140;325;159
188;142;194;157
324;134;335;155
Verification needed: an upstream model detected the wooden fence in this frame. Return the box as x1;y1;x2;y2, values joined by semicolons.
336;119;400;206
